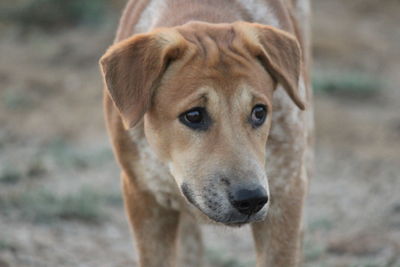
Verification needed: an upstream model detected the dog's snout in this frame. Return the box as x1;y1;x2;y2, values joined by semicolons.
230;187;268;215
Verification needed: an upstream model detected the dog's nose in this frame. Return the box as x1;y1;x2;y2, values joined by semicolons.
230;187;268;215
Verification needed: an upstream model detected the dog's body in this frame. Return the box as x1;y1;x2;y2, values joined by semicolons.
101;0;313;266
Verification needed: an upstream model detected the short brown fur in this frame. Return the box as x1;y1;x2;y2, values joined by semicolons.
100;0;313;266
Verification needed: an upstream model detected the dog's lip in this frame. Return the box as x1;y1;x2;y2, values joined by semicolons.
206;210;267;226
180;190;268;225
182;198;269;225
223;214;265;226
224;220;250;227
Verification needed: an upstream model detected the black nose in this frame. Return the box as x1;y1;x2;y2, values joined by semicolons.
230;187;268;215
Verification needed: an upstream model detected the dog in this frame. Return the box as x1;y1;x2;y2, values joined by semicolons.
99;0;313;266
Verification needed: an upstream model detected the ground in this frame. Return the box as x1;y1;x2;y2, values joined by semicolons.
0;0;399;266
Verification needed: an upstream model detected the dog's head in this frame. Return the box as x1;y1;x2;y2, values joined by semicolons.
100;22;304;226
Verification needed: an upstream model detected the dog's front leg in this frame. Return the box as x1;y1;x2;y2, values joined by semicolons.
177;213;203;267
251;175;307;267
122;173;180;267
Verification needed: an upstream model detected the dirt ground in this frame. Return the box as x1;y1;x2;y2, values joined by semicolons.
0;0;399;266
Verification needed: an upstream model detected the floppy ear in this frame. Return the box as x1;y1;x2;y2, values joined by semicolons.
236;22;305;110
100;30;187;128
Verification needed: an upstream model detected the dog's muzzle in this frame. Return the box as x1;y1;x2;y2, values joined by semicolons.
181;182;269;226
229;186;268;216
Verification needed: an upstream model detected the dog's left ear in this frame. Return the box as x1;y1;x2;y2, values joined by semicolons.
100;30;187;128
236;22;306;110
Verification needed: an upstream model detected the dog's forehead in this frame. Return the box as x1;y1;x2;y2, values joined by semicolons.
155;81;271;118
175;22;254;66
155;22;275;111
177;21;237;43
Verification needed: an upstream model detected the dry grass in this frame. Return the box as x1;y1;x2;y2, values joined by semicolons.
0;0;399;266
0;187;121;224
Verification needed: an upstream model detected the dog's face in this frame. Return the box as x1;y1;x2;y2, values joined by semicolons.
145;54;274;225
100;22;304;226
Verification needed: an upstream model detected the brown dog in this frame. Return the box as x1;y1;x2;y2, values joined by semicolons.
99;0;313;266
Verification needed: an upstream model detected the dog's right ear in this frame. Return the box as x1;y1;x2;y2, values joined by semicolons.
235;22;305;110
100;30;187;128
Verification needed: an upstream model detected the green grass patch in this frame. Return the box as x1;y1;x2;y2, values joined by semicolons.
304;240;325;262
43;138;113;170
0;168;22;184
2;89;35;110
46;138;90;169
0;239;16;252
308;217;333;232
206;249;253;267
26;158;47;178
0;188;119;223
313;71;382;99
349;263;381;267
0;159;47;185
0;0;113;30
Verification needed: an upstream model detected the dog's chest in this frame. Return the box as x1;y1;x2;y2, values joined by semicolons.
130;131;183;210
132;0;287;35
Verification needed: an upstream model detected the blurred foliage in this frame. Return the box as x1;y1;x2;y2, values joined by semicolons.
308;217;333;232
303;239;325;262
2;89;34;110
26;158;47;178
0;0;114;30
0;238;16;252
0;168;22;185
206;249;253;267
0;188;111;223
46;138;90;169
313;71;382;99
44;138;113;170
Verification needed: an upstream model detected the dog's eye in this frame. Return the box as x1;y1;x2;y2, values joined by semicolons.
179;107;210;131
185;109;202;123
250;105;267;128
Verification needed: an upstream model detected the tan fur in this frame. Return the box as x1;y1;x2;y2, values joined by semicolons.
100;0;313;266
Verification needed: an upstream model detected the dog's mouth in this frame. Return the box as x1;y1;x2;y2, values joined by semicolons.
225;220;254;227
181;183;268;225
200;206;268;226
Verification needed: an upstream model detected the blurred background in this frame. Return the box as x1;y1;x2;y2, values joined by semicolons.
0;0;399;266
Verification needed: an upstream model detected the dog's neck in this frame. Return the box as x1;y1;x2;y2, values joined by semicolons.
116;0;296;44
153;0;250;27
153;0;293;32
